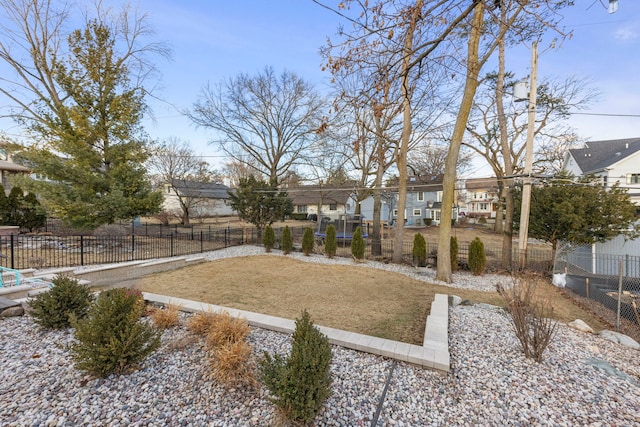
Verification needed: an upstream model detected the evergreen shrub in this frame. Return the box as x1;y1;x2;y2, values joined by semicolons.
262;225;275;252
259;310;332;424
29;276;94;330
324;224;337;259
350;226;365;260
69;288;161;377
281;225;293;255
302;227;314;256
450;236;459;272
412;233;427;267
468;237;486;275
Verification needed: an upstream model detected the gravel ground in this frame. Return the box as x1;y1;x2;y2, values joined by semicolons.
1;247;639;426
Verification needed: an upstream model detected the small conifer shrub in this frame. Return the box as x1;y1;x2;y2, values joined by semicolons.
29;275;94;330
350;226;365;260
262;225;275;252
324;224;337;259
302;227;314;256
259;310;332;424
412;233;427;267
450;236;459;272
468;237;486;275
281;225;293;255
69;288;161;377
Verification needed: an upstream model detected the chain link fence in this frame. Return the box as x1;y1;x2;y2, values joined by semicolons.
553;242;640;341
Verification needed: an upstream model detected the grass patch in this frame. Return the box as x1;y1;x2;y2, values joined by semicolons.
133;256;608;345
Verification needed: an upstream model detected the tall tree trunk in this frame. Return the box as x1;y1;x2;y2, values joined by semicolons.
372;148;385;256
436;2;485;283
392;0;423;264
496;3;513;271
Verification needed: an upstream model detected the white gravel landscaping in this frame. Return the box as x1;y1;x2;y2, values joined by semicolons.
1;246;639;426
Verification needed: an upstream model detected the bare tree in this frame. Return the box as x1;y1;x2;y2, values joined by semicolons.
149;138;219;225
188;67;328;186
408;140;473;176
222;159;264;188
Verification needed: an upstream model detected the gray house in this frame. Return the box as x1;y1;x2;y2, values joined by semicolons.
162;180;235;218
360;175;445;226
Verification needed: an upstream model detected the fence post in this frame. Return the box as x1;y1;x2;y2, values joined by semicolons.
224;228;228;248
80;235;84;266
10;234;14;269
170;234;174;257
616;260;623;332
200;231;203;253
131;234;135;260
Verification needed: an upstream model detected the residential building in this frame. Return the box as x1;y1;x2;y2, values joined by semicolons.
162;180;234;218
462;178;500;219
0;148;30;194
562;137;640;207
286;185;357;220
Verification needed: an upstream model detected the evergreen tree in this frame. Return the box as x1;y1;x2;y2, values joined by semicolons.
16;21;162;228
281;225;293;255
324;224;337;259
468;237;486;276
412;233;426;267
351;226;365;260
228;176;293;235
302;227;314;256
262;225;275;252
450;236;459;272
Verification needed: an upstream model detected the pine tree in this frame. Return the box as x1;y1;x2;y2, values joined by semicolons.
412;233;426;267
450;236;459;272
262;225;275;252
302;227;314;256
351;226;365;260
281;225;293;255
469;237;486;275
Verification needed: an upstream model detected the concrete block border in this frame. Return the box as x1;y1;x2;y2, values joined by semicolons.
143;291;450;373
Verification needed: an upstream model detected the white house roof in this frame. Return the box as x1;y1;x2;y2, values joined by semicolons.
567;137;640;174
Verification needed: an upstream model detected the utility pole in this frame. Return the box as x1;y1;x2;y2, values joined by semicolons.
518;40;538;270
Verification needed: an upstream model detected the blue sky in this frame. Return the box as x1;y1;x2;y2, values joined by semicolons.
3;1;640;175
132;0;640;173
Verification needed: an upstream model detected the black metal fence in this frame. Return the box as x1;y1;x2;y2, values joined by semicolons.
5;221;553;273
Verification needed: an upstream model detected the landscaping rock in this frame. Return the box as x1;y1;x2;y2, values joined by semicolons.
1;305;24;317
567;319;593;334
449;295;462;307
598;330;640;350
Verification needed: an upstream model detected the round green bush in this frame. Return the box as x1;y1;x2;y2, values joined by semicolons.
29;275;94;330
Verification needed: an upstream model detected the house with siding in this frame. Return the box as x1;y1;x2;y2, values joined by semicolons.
561;137;640;260
0;148;30;194
461;177;500;219
285;185;357;220
563;137;640;208
162;180;235;218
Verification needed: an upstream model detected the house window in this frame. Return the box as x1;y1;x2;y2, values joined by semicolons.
417;192;424;201
627;174;640;184
329;203;337;211
413;209;422;216
393;209;398;217
297;205;307;214
480;203;488;210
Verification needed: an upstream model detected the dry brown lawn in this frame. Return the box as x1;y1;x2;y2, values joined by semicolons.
132;255;610;345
